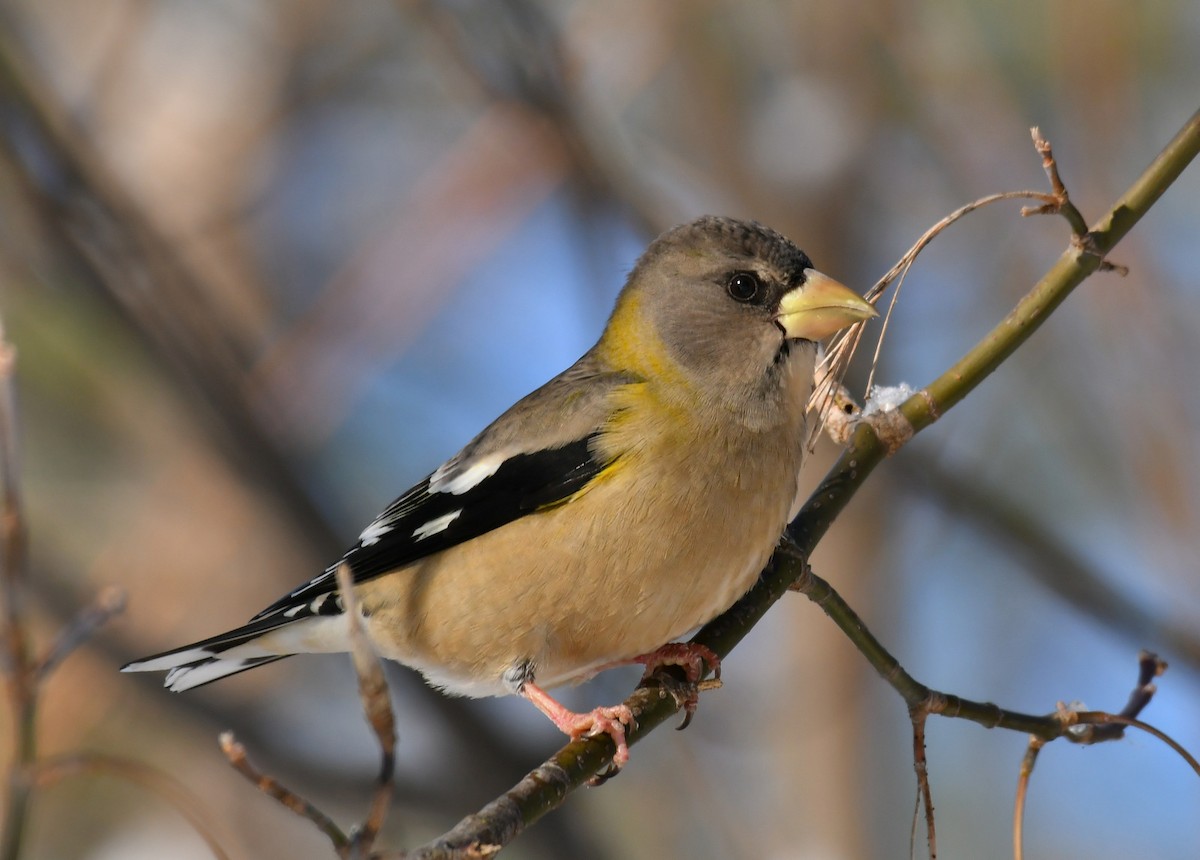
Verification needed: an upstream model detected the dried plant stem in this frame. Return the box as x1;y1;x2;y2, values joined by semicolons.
910;709;936;860
335;562;397;857
221;732;351;851
1012;737;1043;860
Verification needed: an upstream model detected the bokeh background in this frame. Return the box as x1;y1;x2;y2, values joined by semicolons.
1;1;1198;858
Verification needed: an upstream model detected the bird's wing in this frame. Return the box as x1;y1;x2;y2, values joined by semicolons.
250;361;629;622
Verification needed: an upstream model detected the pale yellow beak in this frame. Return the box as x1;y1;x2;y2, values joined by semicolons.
775;269;877;341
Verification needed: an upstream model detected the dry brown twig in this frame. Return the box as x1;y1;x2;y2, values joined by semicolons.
220;732;352;852
811;126;1127;433
908;708;936;860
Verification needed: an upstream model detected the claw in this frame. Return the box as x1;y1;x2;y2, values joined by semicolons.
633;642;722;730
634;642;721;684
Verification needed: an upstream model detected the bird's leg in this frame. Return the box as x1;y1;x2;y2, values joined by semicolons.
632;642;721;730
520;681;636;771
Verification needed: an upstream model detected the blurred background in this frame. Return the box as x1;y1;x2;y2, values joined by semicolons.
0;1;1198;858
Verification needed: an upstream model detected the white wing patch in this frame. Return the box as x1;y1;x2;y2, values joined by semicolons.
430;456;504;495
359;518;393;546
412;509;462;541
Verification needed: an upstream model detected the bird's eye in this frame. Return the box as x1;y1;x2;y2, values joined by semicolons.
726;272;761;303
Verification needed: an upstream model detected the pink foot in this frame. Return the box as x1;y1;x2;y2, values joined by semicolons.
521;681;636;771
633;642;721;729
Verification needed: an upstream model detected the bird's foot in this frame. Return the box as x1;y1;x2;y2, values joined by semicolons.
633;642;722;730
520;681;636;776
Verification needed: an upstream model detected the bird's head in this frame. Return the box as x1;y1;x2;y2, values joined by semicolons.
599;216;876;421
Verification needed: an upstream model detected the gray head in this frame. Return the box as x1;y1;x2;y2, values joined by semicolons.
595;216;874;421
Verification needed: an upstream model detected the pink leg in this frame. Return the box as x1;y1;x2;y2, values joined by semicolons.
521;681;636;770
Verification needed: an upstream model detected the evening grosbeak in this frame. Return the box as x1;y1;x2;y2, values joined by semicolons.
123;216;876;767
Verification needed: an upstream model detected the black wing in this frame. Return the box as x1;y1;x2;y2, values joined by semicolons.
250;434;608;621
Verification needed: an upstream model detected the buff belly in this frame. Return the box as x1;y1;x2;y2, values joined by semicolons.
356;424;804;698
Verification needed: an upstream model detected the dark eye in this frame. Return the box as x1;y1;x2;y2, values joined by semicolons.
726;272;761;303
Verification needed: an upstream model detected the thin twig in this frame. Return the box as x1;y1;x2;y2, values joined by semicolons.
1012;650;1172;860
1022;127;1090;236
34;585;126;681
220;731;352;851
335;562;397;857
909;707;936;860
820;126;1129;416
1012;737;1044;860
1065;711;1200;775
816;187;1060;419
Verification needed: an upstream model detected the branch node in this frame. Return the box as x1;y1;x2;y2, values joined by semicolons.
859;383;918;454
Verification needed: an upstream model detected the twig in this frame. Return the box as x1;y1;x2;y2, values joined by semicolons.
909;707;936;860
1099;650;1167;738
820;125;1131;416
1021;127;1090;236
335;562;397;856
29;752;234;860
0;312;142;860
34;585;126;681
220;731;352;851
1022;127;1128;274
1012;737;1043;860
1012;652;1187;860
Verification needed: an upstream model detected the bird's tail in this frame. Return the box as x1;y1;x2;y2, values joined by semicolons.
121;616;297;692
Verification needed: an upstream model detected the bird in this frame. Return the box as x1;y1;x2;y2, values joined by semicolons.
122;216;876;768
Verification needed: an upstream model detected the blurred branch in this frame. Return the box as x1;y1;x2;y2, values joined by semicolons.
0;20;338;550
898;456;1200;668
401;109;1200;854
33;585;125;681
403;0;668;235
263;0;675;436
29;752;234;860
0;312;35;860
0;316;142;858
